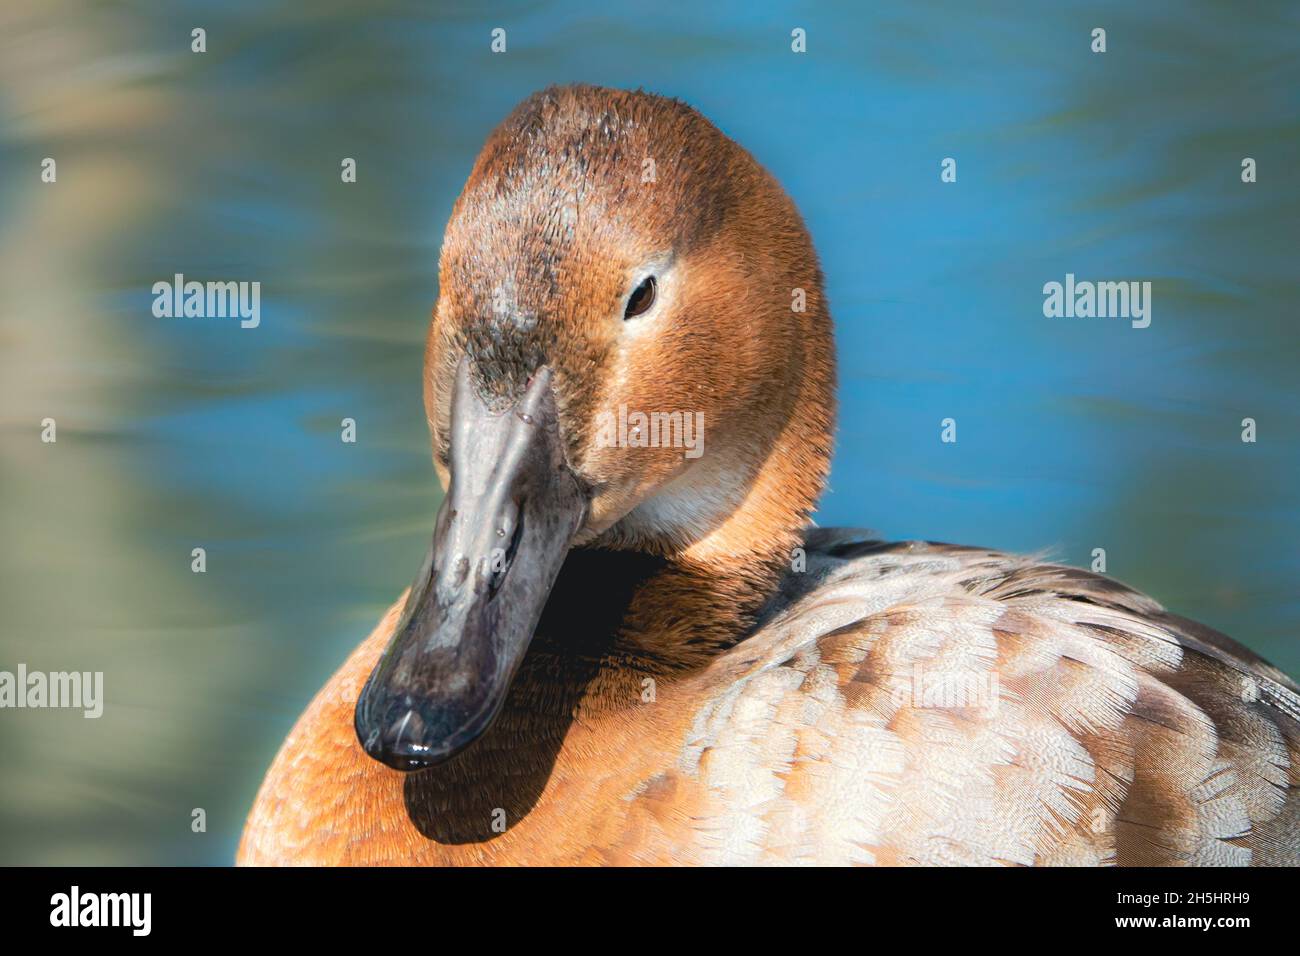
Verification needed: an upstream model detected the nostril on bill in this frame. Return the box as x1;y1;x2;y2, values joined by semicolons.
487;506;525;596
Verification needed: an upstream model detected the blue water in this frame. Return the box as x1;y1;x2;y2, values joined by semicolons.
0;1;1296;864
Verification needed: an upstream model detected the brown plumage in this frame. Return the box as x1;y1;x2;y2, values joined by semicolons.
238;85;1300;866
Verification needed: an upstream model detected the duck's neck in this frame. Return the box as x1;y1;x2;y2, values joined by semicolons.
525;535;793;723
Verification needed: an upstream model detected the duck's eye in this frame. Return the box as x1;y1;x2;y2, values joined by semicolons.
623;276;656;319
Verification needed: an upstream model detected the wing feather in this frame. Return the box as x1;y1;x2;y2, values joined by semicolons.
683;537;1300;865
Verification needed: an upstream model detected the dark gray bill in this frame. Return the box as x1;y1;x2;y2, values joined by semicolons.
354;360;588;771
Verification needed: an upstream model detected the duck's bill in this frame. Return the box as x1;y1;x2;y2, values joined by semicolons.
354;361;588;771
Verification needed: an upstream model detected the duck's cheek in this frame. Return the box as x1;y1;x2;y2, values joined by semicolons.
573;450;650;536
576;443;699;539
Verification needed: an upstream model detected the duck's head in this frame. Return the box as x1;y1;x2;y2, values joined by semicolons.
356;85;835;771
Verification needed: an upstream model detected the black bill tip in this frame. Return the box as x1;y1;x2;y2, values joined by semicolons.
357;696;482;771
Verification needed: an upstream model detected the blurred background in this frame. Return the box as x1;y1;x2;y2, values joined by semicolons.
0;0;1296;865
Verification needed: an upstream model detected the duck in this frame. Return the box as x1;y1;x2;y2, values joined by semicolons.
238;84;1300;866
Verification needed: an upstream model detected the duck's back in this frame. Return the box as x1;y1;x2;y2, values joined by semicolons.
680;529;1300;865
